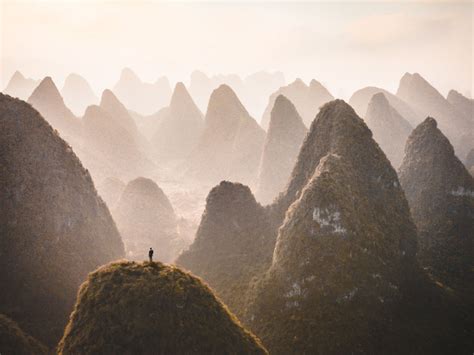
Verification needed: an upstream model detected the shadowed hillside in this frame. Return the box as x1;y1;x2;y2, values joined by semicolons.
0;93;124;345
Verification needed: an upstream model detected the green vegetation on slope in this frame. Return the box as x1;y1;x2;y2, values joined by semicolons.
58;261;267;355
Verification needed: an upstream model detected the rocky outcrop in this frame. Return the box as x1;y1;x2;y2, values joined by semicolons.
261;79;334;129
187;84;265;186
349;86;421;126
61;73;98;116
256;95;308;204
58;261;268;354
114;178;179;262
3;71;38;100
0;94;124;346
112;67;171;115
177;181;274;319
152;82;204;161
365;93;413;168
398;117;474;291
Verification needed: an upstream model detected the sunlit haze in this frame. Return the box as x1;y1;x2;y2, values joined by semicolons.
1;0;472;98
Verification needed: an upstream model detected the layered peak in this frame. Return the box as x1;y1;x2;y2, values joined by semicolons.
114;178;178;261
169;82;201;116
205;84;250;127
256;95;308;204
3;71;39;100
121;177;173;211
151;82;203;161
28;76;64;107
61;73;98;115
58;261;267;354
365;93;412;167
10;70;25;81
261;78;334;129
119;67;141;83
99;89;139;134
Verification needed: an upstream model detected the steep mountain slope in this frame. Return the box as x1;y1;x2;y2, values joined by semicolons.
365;93;412;168
152;82;204;161
27;77;81;144
61;73;98;115
114;178;179;262
398;117;474;291
256;95;308;204
261;79;334;129
58;261;268;354
0;94;124;345
187;84;265;186
177;181;274;318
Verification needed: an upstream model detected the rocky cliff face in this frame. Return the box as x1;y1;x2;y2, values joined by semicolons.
114;177;179;262
27;77;81;145
247;100;418;353
349;86;421;126
398;117;474;291
177;181;275;319
261;79;334;129
58;261;268;354
0;94;124;346
256;95;308;204
61;73;98;116
152;82;204;161
365;93;413;168
187;84;265;186
3;71;39;100
397;73;473;158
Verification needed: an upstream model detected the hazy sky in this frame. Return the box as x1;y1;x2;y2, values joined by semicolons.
1;0;472;99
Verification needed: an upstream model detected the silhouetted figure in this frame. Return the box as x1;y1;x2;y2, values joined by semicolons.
149;247;154;262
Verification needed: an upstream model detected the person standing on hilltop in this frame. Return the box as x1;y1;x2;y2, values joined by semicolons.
148;247;154;262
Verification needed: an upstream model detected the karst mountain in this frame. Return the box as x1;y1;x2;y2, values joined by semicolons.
152;82;204;162
187;84;265;186
398;117;474;293
365;93;413;168
61;73;98;116
261;79;334;129
256;95;308;204
113;177;180;262
0;94;124;346
3;71;39;100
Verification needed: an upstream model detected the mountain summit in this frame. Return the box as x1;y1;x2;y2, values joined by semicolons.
399;117;474;290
